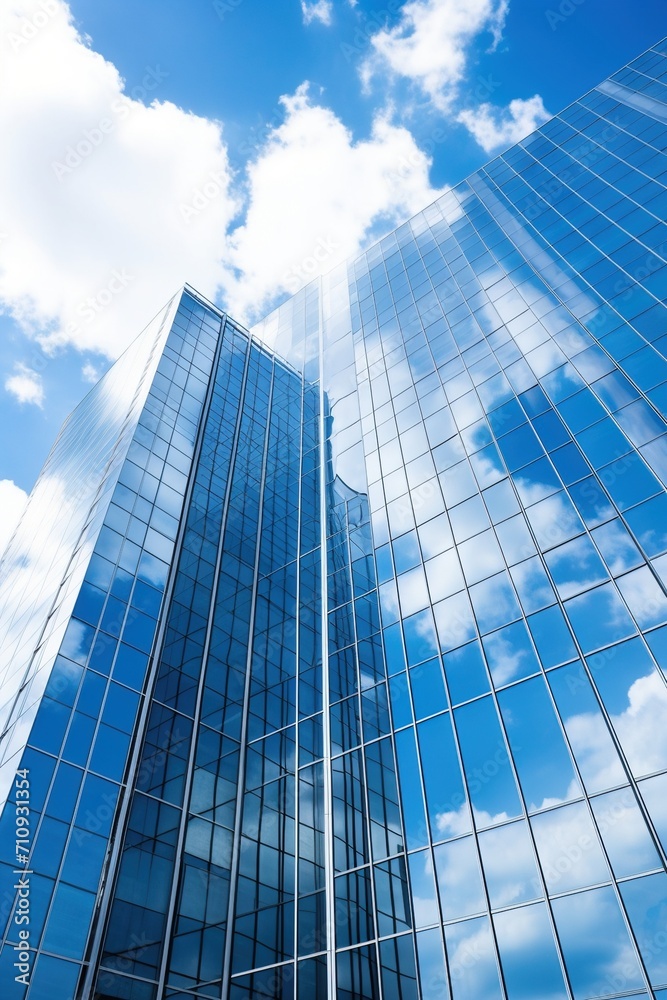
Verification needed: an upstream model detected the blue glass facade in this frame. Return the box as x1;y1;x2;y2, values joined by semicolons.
1;35;667;1000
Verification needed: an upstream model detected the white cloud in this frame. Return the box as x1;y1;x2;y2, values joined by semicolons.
4;363;45;406
531;800;610;893
446;917;502;995
81;362;102;384
436;802;471;838
533;776;581;812
222;83;444;320
563;669;667;788
551;889;644;995
301;0;333;25
477;821;540;907
435;836;486;919
0;2;445;356
361;0;509;111
561;710;626;793
0;480;29;557
0;1;238;358
613;670;667;776
458;95;551;152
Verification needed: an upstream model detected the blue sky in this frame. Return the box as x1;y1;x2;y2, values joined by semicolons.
0;0;666;548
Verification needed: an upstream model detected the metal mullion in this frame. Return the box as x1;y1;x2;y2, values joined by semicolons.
463;170;667;876
156;321;253;994
344;505;386;1000
351;262;466;1000
221;360;277;998
318;277;338;1000
79;302;232;999
292;371;306;999
351;264;454;999
424;202;663;995
471;166;667;430
365;221;571;1000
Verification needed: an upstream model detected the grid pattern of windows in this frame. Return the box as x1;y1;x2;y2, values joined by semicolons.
340;36;667;1000
0;294;224;997
0;293;180;810
0;36;667;1000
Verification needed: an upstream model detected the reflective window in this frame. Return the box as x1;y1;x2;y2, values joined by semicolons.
445;917;503;1000
498;677;581;811
434;836;486;920
483;620;540;687
552;887;645;998
443;642;490;704
620;873;667;989
415;928;449;1000
418;713;470;840
591;787;662;878
478;820;541;908
544;535;609;599
548;662;627;793
455;698;522;825
586;636;667;778
408;850;440;929
530;801;610;893
494;903;569;1000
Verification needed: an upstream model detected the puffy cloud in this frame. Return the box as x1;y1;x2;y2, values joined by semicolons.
612;670;667;776
563;669;667;787
0;1;445;360
446;916;502;995
562;709;627;793
531;800;610;893
434;836;486;919
551;886;645;995
477;821;540;907
222;84;444;320
4;363;45;406
458;95;551;152
0;480;29;557
81;362;102;384
300;0;333;25
361;0;509;111
0;1;238;359
436;803;472;838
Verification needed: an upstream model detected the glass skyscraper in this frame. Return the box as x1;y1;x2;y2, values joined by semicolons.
1;35;667;1000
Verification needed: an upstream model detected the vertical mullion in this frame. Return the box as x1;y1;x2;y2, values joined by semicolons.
221;359;277;998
